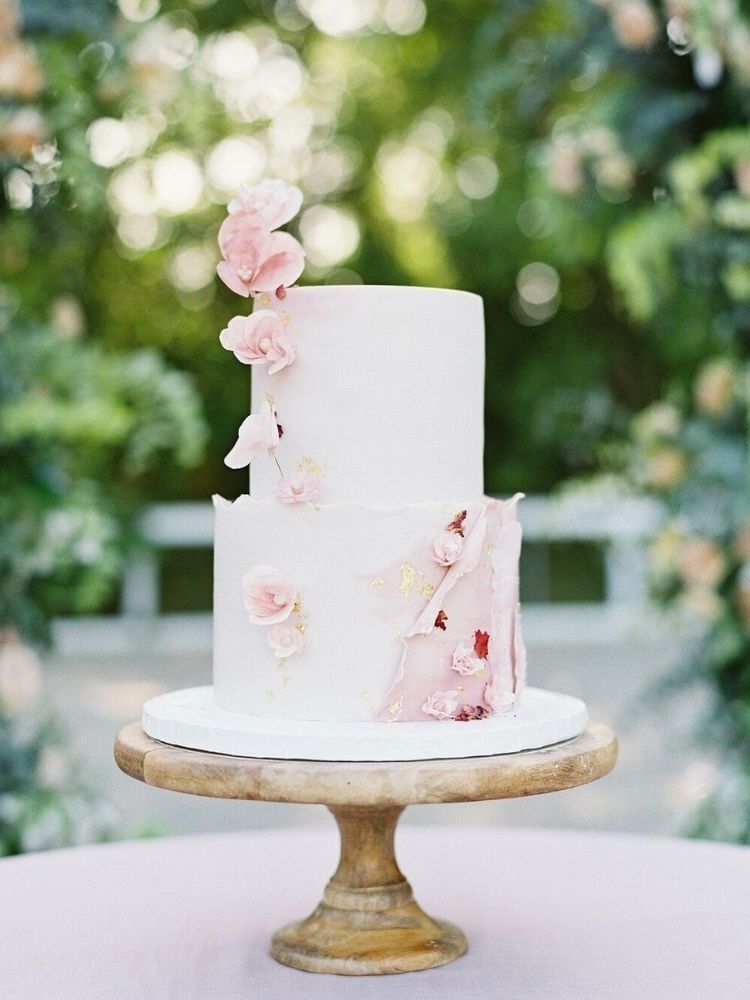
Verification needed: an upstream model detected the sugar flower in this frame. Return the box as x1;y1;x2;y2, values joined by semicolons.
451;640;485;677
217;210;305;298
228;179;303;230
219;310;295;374
422;689;460;721
242;565;298;625
432;530;464;567
267;623;304;658
224;400;280;469
484;677;516;714
274;472;321;504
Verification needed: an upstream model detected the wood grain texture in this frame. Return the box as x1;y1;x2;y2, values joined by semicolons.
270;806;467;975
114;722;617;806
114;722;616;975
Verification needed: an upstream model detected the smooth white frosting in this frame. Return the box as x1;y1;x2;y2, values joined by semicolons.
249;285;485;506
212;494;516;722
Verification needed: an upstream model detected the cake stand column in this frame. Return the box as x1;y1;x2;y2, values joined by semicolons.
270;804;467;975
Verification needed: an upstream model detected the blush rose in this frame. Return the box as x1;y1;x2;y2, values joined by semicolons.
431;530;464;567
219;310;295;374
422;689;459;720
241;565;298;625
267;623;304;658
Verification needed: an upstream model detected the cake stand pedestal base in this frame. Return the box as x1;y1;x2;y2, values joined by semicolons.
271;805;465;974
114;722;617;976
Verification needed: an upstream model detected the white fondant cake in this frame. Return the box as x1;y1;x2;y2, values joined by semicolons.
213;282;527;725
142;180;588;758
250;285;485;506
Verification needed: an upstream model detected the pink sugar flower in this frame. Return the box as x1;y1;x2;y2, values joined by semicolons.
242;565;298;625
274;472;321;504
267;623;304;658
217;210;305;298
484;677;516;714
450;640;485;677
219;310;295;374
422;689;460;721
228;179;303;230
432;529;464;567
224;400;280;469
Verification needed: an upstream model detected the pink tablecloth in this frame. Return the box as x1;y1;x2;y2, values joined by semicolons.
0;825;748;1000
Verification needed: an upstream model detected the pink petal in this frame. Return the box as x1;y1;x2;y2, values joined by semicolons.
224;437;253;469
251;232;305;292
217;261;250;298
218;209;268;255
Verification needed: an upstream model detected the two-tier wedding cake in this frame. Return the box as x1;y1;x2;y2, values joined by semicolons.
142;180;587;760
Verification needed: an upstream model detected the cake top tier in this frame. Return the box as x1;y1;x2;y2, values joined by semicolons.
249;284;485;507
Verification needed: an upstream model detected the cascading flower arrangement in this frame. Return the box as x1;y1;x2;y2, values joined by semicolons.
217;179;317;665
217;179;320;506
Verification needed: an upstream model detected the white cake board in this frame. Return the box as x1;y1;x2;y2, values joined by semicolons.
142;686;588;762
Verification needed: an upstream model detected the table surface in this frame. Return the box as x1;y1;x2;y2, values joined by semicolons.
1;825;749;1000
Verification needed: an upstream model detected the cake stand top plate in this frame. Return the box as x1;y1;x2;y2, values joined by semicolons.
115;722;616;808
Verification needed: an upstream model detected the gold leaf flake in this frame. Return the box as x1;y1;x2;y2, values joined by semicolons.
297;456;326;475
259;293;271;307
420;581;435;597
281;310;290;326
388;696;404;721
398;563;416;597
294;622;306;633
361;690;377;714
293;599;302;614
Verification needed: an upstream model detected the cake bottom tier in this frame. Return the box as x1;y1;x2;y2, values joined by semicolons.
142;686;588;761
213;494;526;724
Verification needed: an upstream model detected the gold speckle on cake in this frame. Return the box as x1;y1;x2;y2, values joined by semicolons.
387;696;404;722
369;576;385;591
281;310;290;326
259;293;271;307
361;690;377;714
297;456;326;476
266;392;275;407
294;622;306;633
398;563;416;597
293;600;302;614
420;581;435;597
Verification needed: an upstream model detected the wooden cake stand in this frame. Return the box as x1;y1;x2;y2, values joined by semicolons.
114;722;617;976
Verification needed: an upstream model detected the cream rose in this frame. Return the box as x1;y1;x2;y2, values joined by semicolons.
267;624;304;658
422;689;459;721
450;641;485;676
242;565;298;625
432;530;464;567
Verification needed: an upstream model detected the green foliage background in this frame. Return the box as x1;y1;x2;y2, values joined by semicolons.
3;0;750;844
